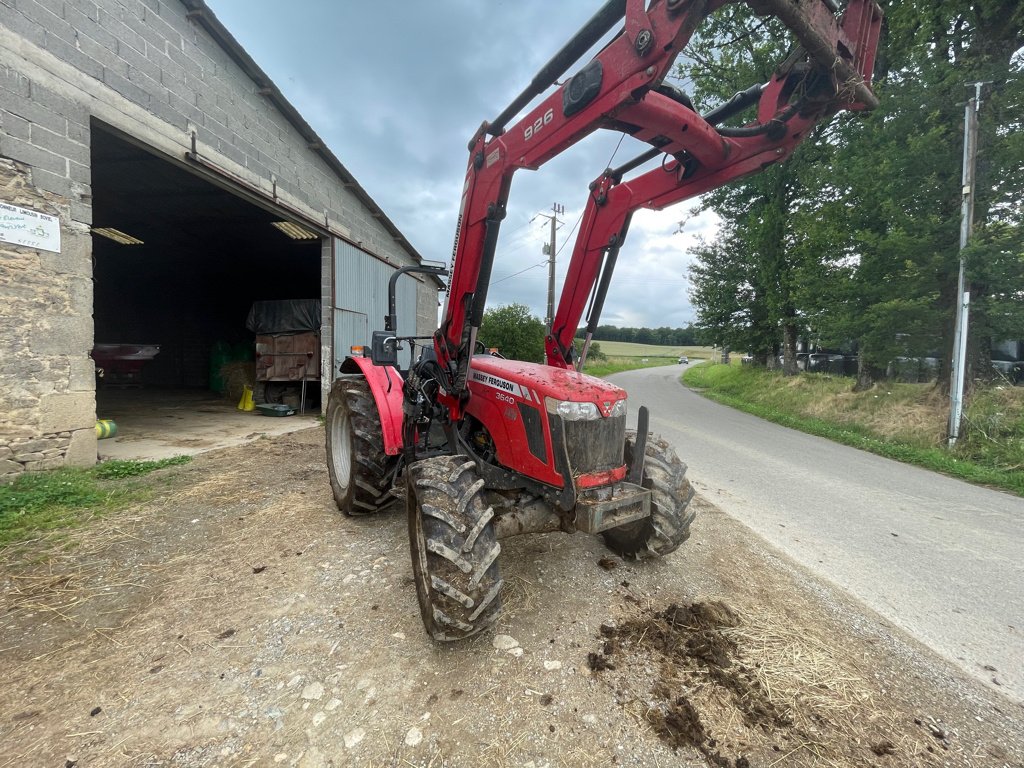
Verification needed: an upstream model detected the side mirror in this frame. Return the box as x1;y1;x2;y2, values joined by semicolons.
370;330;399;367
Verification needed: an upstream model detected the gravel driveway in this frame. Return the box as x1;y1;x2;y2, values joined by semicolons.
2;428;1021;767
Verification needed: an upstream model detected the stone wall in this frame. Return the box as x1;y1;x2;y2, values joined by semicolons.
0;157;96;480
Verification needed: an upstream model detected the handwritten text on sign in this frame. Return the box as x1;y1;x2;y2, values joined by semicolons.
0;202;60;253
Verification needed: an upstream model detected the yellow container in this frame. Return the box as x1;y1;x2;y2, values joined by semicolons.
238;384;255;411
95;419;118;439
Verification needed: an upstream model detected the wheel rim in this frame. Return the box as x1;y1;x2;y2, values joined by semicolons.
329;405;352;492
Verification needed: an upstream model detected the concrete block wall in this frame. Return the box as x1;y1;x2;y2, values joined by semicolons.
417;276;441;340
1;0;419;266
0;0;435;478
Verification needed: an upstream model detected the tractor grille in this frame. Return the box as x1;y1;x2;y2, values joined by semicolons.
561;414;626;474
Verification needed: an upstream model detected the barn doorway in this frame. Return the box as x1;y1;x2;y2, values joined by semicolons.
89;123;323;457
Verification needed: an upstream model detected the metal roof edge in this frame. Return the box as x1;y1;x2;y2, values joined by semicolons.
178;0;444;287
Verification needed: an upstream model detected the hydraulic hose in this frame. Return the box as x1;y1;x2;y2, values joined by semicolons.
714;100;801;137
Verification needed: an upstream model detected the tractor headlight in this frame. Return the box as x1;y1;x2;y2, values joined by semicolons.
609;398;627;418
546;398;600;421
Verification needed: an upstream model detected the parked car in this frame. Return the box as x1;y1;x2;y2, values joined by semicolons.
991;356;1024;385
887;356;940;383
807;353;847;374
678;355;689;365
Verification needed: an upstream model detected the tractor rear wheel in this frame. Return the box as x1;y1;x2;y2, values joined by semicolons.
407;456;503;641
325;375;396;515
602;432;695;559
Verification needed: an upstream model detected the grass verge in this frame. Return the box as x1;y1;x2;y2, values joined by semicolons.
683;363;1024;496
0;456;191;546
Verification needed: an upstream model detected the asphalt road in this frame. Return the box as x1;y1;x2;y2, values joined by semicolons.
611;364;1024;703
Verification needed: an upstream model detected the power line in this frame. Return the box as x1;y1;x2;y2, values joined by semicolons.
490;258;549;286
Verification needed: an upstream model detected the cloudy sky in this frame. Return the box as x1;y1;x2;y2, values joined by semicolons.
205;1;720;328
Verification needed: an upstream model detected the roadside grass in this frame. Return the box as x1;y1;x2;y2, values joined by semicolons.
683;363;1024;496
0;456;191;547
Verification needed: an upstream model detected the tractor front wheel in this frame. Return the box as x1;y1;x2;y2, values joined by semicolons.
602;432;695;559
408;456;503;641
325;375;397;515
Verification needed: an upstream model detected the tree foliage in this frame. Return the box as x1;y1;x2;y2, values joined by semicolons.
478;303;546;362
678;5;806;372
575;324;704;346
680;0;1024;390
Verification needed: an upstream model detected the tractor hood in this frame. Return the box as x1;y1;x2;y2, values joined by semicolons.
468;355;626;417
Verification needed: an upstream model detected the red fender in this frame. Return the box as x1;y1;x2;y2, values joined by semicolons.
339;356;405;456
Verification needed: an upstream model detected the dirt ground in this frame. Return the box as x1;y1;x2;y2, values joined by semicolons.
1;427;1022;767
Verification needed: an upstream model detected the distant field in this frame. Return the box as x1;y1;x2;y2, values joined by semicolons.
580;342;714;377
590;341;712;358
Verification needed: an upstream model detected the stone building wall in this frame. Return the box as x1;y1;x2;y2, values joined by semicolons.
0;158;96;478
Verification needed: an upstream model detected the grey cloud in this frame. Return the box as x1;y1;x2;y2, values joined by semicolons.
206;0;707;326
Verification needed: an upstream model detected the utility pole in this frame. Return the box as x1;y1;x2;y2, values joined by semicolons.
948;82;989;446
540;203;564;330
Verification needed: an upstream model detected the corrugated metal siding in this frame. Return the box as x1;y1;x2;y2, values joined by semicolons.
332;309;368;370
332;239;416;374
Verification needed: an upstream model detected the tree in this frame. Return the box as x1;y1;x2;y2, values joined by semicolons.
676;5;807;374
688;220;777;361
794;0;1024;389
478;303;546;362
576;325;702;346
784;79;952;388
964;222;1024;377
681;0;1024;392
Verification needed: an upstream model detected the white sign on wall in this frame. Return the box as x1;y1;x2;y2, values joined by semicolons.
0;201;61;253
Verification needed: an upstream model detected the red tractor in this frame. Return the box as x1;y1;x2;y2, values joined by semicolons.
326;0;882;640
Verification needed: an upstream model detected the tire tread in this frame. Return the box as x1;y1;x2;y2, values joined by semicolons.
325;376;396;515
408;456;503;641
602;432;695;559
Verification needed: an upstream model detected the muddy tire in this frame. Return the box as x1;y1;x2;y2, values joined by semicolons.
602;432;695;559
325;375;396;515
407;456;503;641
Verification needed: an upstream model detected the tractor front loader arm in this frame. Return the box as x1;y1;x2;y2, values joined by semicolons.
437;0;726;412
390;0;883;645
544;0;883;369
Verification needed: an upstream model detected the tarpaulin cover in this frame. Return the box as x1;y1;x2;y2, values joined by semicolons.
246;299;321;334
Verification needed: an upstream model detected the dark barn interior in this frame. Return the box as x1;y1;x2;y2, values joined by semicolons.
89;122;322;393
